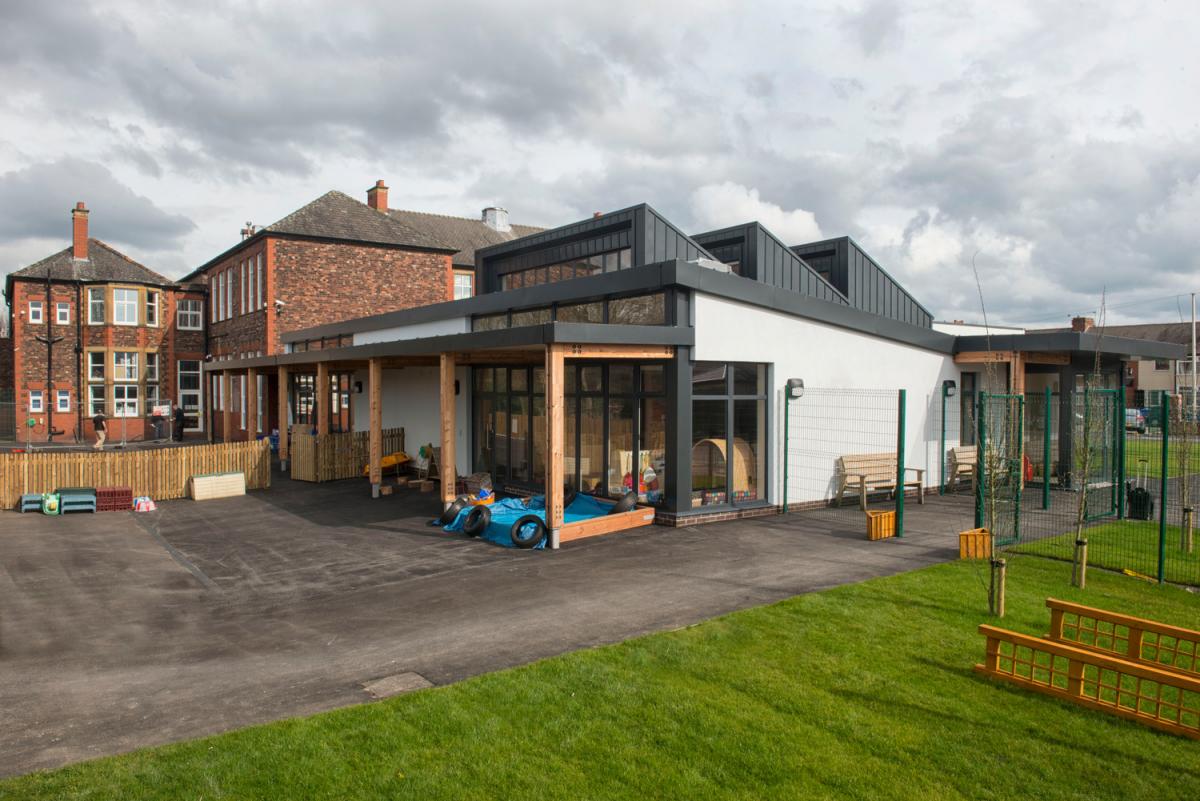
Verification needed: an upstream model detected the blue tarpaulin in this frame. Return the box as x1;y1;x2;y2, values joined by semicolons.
442;494;612;548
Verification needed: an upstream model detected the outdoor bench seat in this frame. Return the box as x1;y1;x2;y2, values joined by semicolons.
835;452;924;510
946;445;977;492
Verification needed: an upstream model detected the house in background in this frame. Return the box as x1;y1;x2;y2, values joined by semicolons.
1029;317;1199;411
180;181;541;442
1;203;206;442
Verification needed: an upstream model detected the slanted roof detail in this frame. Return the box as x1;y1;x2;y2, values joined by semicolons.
387;209;543;268
8;239;174;286
264;191;456;252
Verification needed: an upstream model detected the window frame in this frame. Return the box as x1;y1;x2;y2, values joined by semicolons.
177;298;203;330
28;300;43;324
56;302;70;325
88;287;106;325
113;350;139;382
145;290;159;327
112;383;139;418
29;390;44;413
112;287;139;326
689;361;769;510
56;390;70;413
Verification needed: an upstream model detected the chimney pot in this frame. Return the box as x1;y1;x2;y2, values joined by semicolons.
593;211;602;218
367;179;389;212
482;206;510;233
1071;316;1095;333
71;202;89;261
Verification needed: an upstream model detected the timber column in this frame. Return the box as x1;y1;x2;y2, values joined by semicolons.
369;358;383;498
277;365;290;470
439;352;457;509
545;344;565;549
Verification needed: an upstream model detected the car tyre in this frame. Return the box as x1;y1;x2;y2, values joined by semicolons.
463;505;492;537
510;514;547;549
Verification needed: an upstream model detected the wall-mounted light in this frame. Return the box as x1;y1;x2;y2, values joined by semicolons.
943;379;957;398
786;377;805;399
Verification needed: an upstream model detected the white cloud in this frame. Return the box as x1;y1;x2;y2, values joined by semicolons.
689;182;823;243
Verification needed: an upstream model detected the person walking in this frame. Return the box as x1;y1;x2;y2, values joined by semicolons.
173;404;187;442
92;411;107;450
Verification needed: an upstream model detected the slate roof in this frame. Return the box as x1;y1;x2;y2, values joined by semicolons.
1031;322;1198;351
387;209;544;268
265;191;456;252
7;239;174;288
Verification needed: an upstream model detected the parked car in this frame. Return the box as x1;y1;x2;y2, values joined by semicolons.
1125;408;1147;434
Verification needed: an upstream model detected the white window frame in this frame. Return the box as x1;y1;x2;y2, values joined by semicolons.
56;302;70;325
113;383;139;418
240;374;247;430
87;351;105;382
178;360;203;432
211;275;218;323
28;301;43;324
146;290;159;327
56;390;70;412
145;352;159;382
454;272;474;300
88;384;107;416
177;298;203;330
88;287;105;325
241;260;248;315
29;390;44;413
113;288;139;326
113;351;139;382
225;268;233;321
256;253;264;310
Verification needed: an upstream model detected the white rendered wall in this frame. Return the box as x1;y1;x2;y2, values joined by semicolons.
352;365;471;476
353;316;470;346
693;294;963;506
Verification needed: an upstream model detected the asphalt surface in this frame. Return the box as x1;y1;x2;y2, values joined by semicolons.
0;475;965;777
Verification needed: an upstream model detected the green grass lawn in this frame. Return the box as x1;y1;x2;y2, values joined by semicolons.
1010;520;1200;586
4;558;1199;801
1124;435;1200;480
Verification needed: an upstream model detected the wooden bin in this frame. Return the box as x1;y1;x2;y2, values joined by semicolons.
866;510;896;541
959;527;992;559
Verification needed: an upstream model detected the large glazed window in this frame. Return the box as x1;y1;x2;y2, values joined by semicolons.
690;362;768;508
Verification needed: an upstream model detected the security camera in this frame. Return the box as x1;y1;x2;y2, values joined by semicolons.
274;299;286;310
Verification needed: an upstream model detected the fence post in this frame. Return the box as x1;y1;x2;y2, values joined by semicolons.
896;389;906;538
1158;393;1170;584
976;392;987;529
940;384;947;495
1043;386;1052;510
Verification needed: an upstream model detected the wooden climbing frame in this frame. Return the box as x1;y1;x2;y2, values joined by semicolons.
1046;598;1200;679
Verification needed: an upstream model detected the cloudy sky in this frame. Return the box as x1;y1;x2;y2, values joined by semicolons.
2;0;1198;327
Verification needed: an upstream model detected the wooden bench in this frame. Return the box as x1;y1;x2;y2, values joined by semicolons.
946;445;977;492
835;453;924;510
1045;598;1200;679
976;624;1200;740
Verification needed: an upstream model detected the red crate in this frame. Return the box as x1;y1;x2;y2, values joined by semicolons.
96;486;133;512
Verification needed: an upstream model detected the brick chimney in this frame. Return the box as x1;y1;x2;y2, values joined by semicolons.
1071;316;1094;333
482;207;510;232
72;202;89;260
366;179;388;212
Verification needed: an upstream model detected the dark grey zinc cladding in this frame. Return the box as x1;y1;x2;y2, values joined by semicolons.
955;333;1186;360
791;236;933;329
207;323;693;373
692;222;848;306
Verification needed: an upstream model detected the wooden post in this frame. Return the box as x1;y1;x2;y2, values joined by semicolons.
369;357;383;498
246;368;258;437
277;365;289;470
316;361;330;437
1072;538;1088;588
439;352;457;508
990;558;1007;617
221;371;232;444
546;344;565;549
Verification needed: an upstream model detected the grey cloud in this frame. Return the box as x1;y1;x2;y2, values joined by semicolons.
841;0;904;55
0;159;195;251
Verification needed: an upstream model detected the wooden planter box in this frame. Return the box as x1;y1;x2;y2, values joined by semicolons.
959;527;992;559
866;510;896;540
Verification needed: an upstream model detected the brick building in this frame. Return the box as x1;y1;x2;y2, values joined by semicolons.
184;181;540;441
2;203;207;443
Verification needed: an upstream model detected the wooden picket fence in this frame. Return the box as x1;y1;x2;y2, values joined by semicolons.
0;440;271;510
290;427;405;483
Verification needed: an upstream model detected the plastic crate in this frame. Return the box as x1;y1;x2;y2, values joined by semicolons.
19;493;43;513
57;487;97;514
97;486;133;512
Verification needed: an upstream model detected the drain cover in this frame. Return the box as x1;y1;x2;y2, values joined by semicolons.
362;672;434;699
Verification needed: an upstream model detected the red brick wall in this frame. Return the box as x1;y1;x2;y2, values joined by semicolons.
204;243;269;360
272;238;452;353
8;278;205;442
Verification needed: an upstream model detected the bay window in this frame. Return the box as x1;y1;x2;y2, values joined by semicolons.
113;288;138;325
88;288;105;324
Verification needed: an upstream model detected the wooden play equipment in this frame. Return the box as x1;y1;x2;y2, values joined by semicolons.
946;445;977;492
291;427;405;483
190;471;246;501
1045;598;1200;678
958;527;992;559
558;498;656;544
691;437;758;505
975;601;1200;740
835;452;924;510
866;510;896;540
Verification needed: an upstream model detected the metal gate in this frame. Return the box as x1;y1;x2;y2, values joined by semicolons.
976;392;1024;546
1070;387;1122;522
